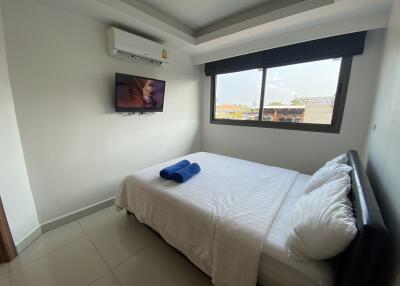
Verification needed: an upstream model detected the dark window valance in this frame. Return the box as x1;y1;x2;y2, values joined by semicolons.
204;31;367;76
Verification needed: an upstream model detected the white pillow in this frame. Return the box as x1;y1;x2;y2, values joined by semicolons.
327;154;348;165
287;175;357;261
304;161;352;194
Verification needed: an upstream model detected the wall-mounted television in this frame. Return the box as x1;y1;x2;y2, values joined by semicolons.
115;73;166;112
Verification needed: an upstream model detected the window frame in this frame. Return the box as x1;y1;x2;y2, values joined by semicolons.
210;56;353;133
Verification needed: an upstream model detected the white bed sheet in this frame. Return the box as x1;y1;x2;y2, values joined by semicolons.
116;152;300;285
259;174;337;286
115;152;336;286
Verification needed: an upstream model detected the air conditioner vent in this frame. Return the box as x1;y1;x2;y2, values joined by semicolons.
107;27;169;67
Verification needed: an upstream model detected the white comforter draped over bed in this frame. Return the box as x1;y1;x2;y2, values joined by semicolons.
115;152;299;286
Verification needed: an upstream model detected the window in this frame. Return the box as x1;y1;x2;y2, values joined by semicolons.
210;57;352;133
262;59;341;125
214;69;263;121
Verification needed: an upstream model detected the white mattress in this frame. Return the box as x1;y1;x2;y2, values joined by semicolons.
259;174;337;286
116;152;336;286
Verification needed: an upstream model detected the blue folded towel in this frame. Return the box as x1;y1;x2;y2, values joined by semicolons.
171;163;201;183
160;160;190;179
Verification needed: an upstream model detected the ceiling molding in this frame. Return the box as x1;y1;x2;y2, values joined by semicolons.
192;9;389;65
120;0;194;36
98;0;196;44
194;0;310;36
195;0;333;44
29;0;393;60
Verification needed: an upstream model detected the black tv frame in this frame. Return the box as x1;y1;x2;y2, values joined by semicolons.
114;72;166;113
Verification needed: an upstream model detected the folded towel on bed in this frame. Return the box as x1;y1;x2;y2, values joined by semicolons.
160;160;190;179
171;163;201;183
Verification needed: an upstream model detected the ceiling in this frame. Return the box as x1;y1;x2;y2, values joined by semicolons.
30;0;393;64
136;0;272;30
134;0;306;34
121;0;309;36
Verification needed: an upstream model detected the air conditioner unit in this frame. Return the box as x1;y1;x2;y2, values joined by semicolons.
107;27;169;67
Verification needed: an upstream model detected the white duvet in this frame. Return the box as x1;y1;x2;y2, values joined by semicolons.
115;152;299;286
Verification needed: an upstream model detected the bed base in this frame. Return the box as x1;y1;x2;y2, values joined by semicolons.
336;150;387;286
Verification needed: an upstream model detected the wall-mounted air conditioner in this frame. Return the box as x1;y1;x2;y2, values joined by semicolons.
107;27;169;67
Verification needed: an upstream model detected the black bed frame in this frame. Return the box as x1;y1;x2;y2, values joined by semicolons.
336;150;387;286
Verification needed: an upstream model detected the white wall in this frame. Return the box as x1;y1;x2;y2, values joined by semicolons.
1;0;202;223
0;1;40;244
202;30;385;174
365;0;400;284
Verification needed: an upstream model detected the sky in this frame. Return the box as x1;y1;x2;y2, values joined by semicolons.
215;58;342;106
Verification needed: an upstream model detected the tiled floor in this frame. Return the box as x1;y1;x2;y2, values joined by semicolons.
0;207;212;286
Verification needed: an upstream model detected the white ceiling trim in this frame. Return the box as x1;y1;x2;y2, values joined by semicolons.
98;0;195;44
119;0;194;36
189;0;392;63
192;9;389;65
30;0;393;61
195;0;332;44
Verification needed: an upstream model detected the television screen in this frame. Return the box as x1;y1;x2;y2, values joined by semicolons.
115;73;166;112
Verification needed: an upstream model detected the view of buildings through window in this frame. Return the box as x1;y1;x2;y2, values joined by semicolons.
214;58;342;124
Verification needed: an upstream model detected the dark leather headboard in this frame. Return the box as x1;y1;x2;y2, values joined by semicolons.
337;150;387;286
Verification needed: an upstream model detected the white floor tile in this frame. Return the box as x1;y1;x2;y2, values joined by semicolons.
88;272;120;286
79;207;125;235
10;237;108;286
8;206;213;286
113;238;205;286
0;263;9;277
0;274;10;286
11;221;86;270
80;207;159;268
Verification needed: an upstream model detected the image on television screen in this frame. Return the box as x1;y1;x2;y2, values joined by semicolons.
115;73;166;112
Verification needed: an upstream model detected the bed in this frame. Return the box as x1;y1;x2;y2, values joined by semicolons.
115;151;386;286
